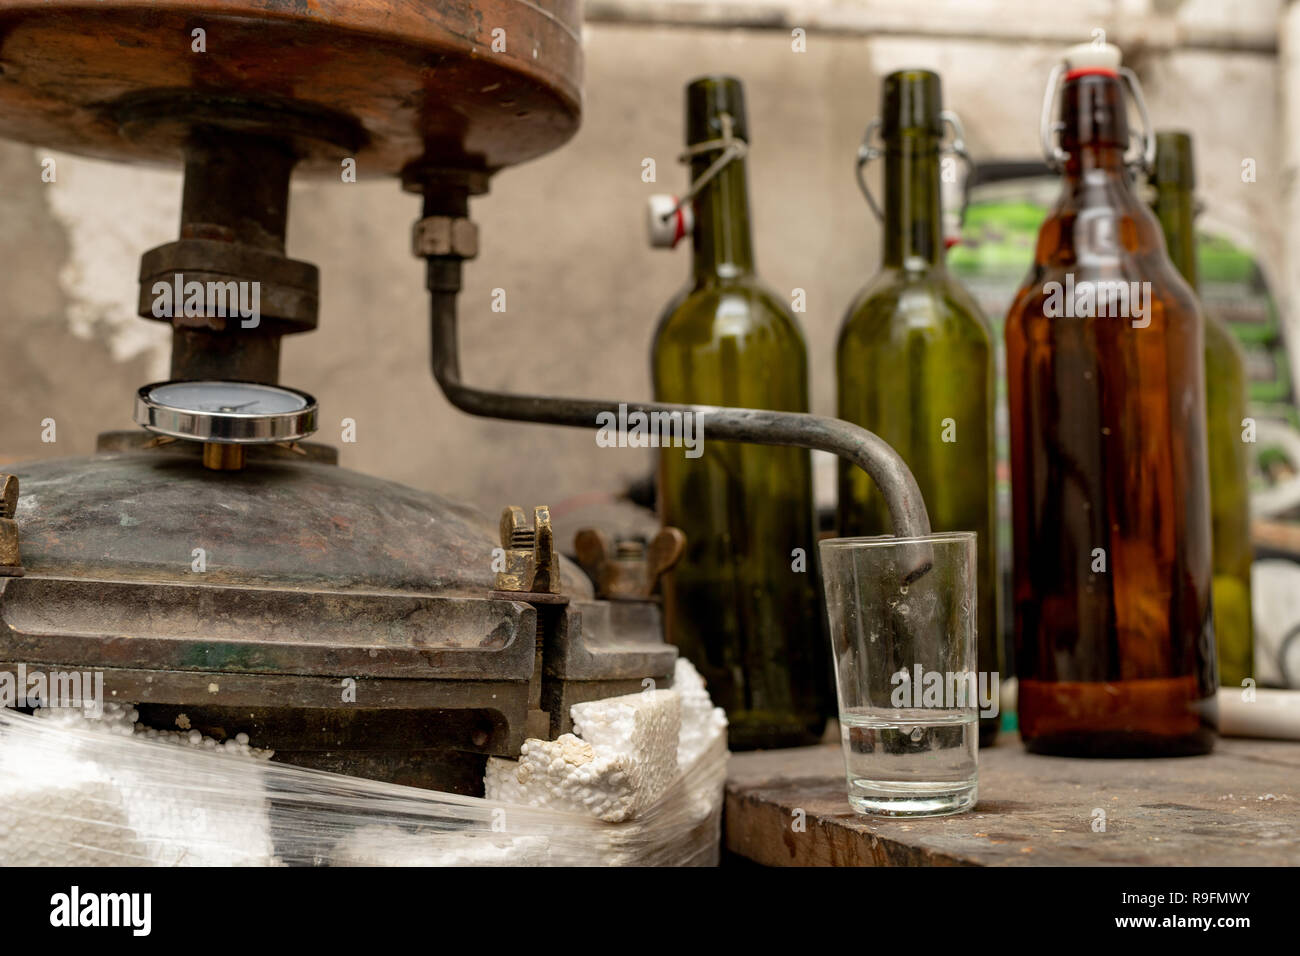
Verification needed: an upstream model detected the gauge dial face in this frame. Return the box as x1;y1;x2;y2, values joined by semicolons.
146;381;310;415
134;380;318;444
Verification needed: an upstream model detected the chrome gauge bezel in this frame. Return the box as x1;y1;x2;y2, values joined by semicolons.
133;380;319;445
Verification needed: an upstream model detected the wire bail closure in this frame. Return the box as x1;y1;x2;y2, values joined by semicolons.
657;112;749;224
855;111;971;221
1039;64;1156;174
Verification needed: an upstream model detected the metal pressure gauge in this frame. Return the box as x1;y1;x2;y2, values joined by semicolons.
134;380;319;470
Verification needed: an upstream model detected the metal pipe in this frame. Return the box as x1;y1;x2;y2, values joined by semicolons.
424;256;934;577
163;128;300;384
181;128;295;253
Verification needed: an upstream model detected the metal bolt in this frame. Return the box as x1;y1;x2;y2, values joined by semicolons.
0;474;23;576
495;505;560;594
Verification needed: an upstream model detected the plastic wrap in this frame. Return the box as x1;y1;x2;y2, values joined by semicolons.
0;701;726;868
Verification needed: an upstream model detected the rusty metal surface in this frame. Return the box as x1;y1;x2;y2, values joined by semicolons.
0;577;536;679
0;474;15;516
0;0;583;176
138;239;320;334
0;523;20;575
9;450;593;598
265;749;492;795
135;702;516;750
116;92;364;186
549;600;677;682
0;569;677;787
0;444;688;794
95;429;338;464
0;473;21;575
140;127;315;384
168;327;281;383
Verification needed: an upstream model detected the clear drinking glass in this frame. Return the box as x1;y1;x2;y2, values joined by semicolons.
819;532;980;817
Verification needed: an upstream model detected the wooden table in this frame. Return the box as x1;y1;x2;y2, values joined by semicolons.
725;735;1300;866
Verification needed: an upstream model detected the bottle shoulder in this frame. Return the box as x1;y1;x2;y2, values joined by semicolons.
1204;310;1247;369
1030;177;1167;266
1007;188;1206;331
838;265;992;347
653;276;810;407
655;276;807;348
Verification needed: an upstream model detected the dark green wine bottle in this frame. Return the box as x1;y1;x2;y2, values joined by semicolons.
836;70;1001;745
1149;130;1254;687
652;76;829;750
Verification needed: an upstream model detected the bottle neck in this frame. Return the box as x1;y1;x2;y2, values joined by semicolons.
1054;73;1150;231
1151;185;1198;292
691;156;755;280
1067;144;1131;177
1059;73;1134;181
882;133;943;269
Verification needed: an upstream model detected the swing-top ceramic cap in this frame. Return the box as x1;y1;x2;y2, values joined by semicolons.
646;193;692;248
1062;41;1122;76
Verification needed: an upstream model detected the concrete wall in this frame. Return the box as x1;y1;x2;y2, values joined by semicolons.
0;3;1284;539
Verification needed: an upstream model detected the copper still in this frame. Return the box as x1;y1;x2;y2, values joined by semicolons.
0;1;929;794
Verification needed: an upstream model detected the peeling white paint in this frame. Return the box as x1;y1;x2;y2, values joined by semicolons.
43;151;178;378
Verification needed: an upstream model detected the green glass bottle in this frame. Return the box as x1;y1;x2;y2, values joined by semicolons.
1149;130;1254;687
652;76;828;750
836;70;1001;745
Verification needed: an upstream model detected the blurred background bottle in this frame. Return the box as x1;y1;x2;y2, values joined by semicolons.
1148;130;1254;689
1006;45;1217;756
652;76;829;749
836;69;1001;746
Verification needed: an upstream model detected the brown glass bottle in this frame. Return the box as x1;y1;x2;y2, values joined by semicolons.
1005;59;1217;756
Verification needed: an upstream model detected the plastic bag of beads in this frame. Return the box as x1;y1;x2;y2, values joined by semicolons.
0;660;727;867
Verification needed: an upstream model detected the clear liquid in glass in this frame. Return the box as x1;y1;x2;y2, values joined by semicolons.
840;707;978;816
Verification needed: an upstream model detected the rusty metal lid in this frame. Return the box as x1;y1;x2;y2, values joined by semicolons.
0;0;582;176
10;449;592;598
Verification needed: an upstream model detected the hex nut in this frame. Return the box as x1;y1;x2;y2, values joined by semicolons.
412;216;479;259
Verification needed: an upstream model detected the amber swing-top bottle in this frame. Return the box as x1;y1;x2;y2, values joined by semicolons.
1005;43;1217;757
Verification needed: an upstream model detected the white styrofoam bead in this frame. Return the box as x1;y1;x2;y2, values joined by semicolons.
1;703;278;866
485;686;696;824
671;658;729;770
332;825;549;866
572;688;681;811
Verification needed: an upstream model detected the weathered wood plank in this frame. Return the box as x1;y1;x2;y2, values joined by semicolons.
725;735;1300;866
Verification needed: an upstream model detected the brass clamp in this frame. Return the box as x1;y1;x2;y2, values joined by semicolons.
493;505;563;597
491;504;569;741
573;527;684;601
0;474;24;576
